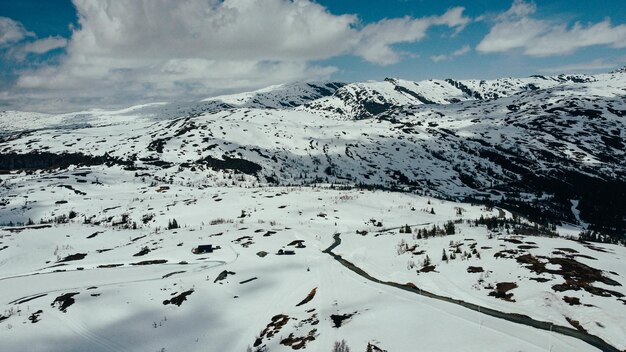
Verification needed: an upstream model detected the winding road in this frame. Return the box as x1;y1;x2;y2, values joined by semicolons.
323;231;620;352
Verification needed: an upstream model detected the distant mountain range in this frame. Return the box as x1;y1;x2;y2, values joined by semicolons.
1;69;625;235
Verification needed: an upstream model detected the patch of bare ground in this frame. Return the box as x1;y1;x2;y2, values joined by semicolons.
254;314;290;348
467;266;484;273
330;312;356;328
163;289;193;306
51;292;79;312
57;253;87;262
488;282;518;302
529;277;551;283
573;254;597;260
298;313;319;327
98;263;123;268
366;343;387;352
28;310;42;323
582;243;610;253
233;236;254;247
214;270;235;283
2;224;51;233
287;240;306;248
420;265;436;273
563;296;581;305
295;287;317;307
133;247;150;256
566;317;587;333
517;254;623;297
130;259;167;265
280;329;317;350
86;231;103;239
162;271;185;278
494;249;520;259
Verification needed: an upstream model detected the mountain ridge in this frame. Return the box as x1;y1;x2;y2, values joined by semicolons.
1;69;625;236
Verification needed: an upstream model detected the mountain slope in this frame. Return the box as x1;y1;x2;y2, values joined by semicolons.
1;69;626;352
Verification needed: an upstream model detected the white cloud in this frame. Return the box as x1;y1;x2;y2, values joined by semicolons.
477;0;626;56
356;7;470;65
4;0;470;112
11;36;68;60
0;17;34;46
538;58;620;74
430;44;470;62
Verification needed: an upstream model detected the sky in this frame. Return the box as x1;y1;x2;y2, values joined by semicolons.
0;0;625;112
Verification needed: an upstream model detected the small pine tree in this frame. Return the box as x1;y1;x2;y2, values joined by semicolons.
442;248;448;262
423;255;431;266
167;219;180;230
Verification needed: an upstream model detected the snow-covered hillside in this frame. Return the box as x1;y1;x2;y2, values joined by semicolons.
1;69;625;351
2;70;625;232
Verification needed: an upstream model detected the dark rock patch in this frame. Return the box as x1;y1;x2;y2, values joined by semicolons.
51;292;79;312
163;289;194;307
467;266;484;273
295;287;317;307
58;253;87;262
162;271;186;279
280;329;317;350
130;259;167;265
28;310;43;323
488;282;517;302
254;314;290;347
330;312;355;328
214;270;236;283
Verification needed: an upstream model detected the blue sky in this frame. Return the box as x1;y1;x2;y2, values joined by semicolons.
1;0;625;112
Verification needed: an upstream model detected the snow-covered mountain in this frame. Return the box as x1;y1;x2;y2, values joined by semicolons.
0;81;344;134
299;73;608;120
1;69;625;352
2;70;625;233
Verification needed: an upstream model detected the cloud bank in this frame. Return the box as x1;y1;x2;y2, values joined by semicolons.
477;0;626;56
4;0;469;112
0;17;34;46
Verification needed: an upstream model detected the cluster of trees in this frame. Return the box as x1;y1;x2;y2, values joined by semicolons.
410;221;456;239
471;215;558;237
443;244;480;262
579;230;625;246
167;218;180;230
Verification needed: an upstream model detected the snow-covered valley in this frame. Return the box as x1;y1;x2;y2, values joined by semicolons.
1;70;625;351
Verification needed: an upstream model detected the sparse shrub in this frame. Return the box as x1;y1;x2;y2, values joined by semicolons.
209;218;233;225
332;339;350;352
141;213;155;224
396;239;407;255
